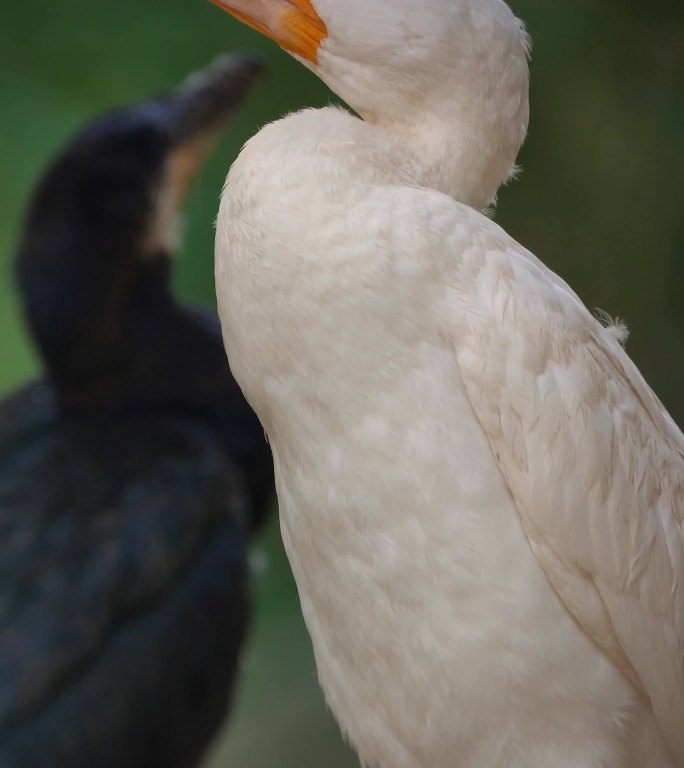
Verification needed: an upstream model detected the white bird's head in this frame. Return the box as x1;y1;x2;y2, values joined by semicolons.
211;0;531;207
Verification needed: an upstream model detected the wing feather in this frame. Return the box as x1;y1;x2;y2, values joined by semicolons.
433;204;684;760
373;184;684;758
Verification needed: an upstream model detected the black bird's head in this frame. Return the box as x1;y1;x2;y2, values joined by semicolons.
15;54;264;413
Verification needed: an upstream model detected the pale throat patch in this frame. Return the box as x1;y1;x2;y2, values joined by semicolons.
142;137;215;258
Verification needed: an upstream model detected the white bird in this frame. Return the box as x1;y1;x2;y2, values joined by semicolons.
211;0;684;765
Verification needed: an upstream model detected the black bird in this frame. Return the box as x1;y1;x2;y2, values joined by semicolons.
0;55;273;768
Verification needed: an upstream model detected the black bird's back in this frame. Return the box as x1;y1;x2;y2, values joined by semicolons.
0;383;253;768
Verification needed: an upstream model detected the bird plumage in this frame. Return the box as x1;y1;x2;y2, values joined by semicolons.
447;204;684;756
0;384;250;768
211;0;683;765
0;55;273;767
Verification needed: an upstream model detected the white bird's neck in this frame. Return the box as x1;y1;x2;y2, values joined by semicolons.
309;100;528;211
374;110;524;210
312;0;531;209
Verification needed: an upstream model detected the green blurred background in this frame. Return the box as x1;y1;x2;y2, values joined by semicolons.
1;1;683;765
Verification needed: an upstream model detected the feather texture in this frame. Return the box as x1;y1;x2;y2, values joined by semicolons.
216;109;682;765
441;200;684;757
213;0;683;763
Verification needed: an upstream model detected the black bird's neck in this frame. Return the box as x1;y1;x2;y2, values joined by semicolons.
19;245;273;527
18;247;224;415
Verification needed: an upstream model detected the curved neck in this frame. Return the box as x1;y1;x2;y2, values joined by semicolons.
16;250;219;413
375;112;522;210
313;101;527;212
18;245;274;528
317;22;530;209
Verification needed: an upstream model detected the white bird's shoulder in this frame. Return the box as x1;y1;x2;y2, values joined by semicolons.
225;106;379;203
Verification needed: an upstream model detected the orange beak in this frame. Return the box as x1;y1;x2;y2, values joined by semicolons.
208;0;327;64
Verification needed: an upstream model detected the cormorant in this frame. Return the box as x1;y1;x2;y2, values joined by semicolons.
210;0;682;765
0;54;273;768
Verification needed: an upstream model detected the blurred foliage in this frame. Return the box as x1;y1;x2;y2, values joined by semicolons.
0;1;682;766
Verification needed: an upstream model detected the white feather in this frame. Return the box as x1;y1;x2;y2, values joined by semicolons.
214;0;683;764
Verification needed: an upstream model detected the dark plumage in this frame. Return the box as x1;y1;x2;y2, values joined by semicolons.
0;55;273;768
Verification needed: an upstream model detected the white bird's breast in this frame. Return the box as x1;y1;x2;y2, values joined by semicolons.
215;111;660;768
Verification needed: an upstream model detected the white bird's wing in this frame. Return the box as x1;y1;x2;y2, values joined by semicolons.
400;189;684;759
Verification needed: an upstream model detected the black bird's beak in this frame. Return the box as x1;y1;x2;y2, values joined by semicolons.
146;53;265;250
168;53;265;145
